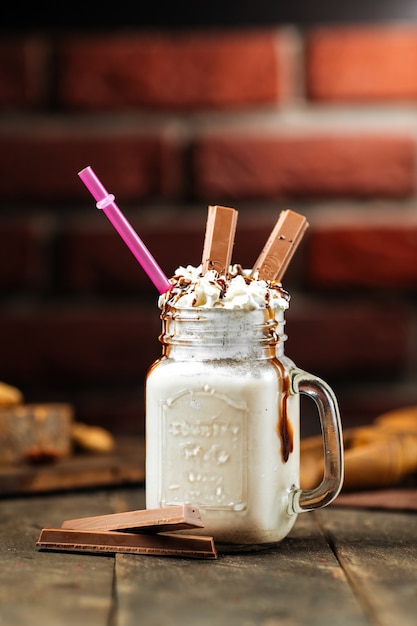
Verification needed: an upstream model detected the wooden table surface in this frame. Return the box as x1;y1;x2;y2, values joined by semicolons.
1;485;416;626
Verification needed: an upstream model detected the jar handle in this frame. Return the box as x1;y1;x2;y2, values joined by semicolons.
288;369;344;515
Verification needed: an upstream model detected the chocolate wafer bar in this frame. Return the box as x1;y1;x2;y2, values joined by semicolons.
251;209;308;282
36;528;217;559
201;205;238;276
61;504;204;533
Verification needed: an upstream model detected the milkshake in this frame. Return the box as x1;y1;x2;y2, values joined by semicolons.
76;172;343;547
146;264;343;546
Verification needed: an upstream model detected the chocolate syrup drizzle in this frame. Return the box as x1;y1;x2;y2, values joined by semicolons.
273;358;294;463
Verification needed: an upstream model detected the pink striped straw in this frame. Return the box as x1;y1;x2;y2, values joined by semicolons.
78;166;171;294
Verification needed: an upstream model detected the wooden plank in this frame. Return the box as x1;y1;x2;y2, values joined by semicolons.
334;487;417;510
0;490;118;626
3;485;417;626
0;488;144;626
114;509;368;626
0;436;144;496
316;507;417;626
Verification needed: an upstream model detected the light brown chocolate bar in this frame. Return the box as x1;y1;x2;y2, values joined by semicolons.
36;528;217;559
61;504;204;533
201;205;238;276
251;209;309;282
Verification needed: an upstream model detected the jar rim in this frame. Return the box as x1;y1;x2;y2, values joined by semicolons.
160;304;286;317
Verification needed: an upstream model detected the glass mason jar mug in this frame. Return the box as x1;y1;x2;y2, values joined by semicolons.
145;305;344;546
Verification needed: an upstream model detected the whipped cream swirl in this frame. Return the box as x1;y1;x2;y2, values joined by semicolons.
159;264;290;311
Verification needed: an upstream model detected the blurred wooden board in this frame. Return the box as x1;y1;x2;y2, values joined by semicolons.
334;487;417;510
0;437;145;496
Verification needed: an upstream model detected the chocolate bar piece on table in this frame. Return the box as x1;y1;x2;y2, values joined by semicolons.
61;504;204;533
36;528;217;559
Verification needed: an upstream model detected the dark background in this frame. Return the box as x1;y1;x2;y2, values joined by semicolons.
4;1;417;30
2;1;417;440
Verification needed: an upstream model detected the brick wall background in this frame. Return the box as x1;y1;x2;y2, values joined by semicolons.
2;22;417;438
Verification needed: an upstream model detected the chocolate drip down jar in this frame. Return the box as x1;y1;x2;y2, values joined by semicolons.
146;267;344;547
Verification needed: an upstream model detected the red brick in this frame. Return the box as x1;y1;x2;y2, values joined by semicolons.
57;30;285;110
192;133;415;200
0;300;411;437
2;288;407;390
0;305;157;435
71;388;146;436
0;219;46;290
0;305;161;388
306;26;417;102
0;129;183;201
23;382;146;436
60;212;206;294
59;208;306;294
0;37;48;108
306;216;417;289
285;298;411;380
